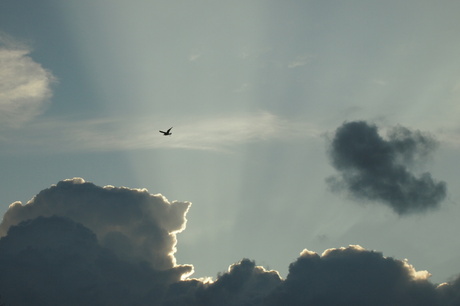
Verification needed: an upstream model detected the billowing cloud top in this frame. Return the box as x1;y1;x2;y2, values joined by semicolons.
327;121;447;215
1;179;459;305
0;177;192;271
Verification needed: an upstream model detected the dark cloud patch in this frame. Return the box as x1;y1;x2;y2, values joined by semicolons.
197;259;282;305
327;121;447;215
266;245;439;306
1;179;460;305
437;277;460;305
0;216;187;306
162;246;460;306
164;259;282;306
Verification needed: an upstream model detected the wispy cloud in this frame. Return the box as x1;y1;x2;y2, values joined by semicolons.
237;46;271;60
167;112;315;151
1;112;320;154
188;50;202;62
0;33;56;127
233;83;251;93
288;54;313;68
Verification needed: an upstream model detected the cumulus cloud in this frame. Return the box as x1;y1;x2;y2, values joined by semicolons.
266;245;438;306
0;33;55;126
0;178;192;272
164;259;282;306
161;246;460;306
1;179;460;305
327;121;447;215
0;216;189;305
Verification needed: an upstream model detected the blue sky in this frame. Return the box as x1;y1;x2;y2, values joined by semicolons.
1;0;460;286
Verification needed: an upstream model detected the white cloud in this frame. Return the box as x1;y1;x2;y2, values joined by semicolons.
188;52;202;62
237;47;271;60
288;54;313;68
233;83;251;93
371;79;387;86
169;112;316;151
0;34;55;127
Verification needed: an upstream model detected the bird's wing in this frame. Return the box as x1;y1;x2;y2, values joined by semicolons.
167;127;173;133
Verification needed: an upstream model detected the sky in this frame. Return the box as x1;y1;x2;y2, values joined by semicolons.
1;0;460;304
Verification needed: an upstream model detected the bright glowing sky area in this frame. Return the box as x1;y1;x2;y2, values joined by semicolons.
2;1;460;305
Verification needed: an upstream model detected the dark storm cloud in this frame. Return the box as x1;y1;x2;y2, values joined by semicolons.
327;121;447;215
1;179;460;305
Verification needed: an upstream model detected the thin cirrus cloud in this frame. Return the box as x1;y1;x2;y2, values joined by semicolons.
326;121;447;215
287;54;313;68
2;112;319;154
0;178;459;305
168;112;319;151
0;34;56;127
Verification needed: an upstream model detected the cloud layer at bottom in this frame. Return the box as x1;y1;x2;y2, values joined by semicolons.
0;179;459;306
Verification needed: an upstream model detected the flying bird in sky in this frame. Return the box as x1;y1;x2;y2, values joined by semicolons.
159;127;173;136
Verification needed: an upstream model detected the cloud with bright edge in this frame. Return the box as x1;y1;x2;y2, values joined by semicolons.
0;34;55;126
1;179;460;305
0;178;192;274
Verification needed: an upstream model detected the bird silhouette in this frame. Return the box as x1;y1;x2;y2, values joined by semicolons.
159;127;173;136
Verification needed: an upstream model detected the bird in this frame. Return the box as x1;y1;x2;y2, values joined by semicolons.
159;127;173;136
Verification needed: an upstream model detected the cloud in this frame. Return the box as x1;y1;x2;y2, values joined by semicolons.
1;179;460;305
0;178;192;272
164;259;282;305
326;121;447;215
169;112;314;151
233;83;251;93
287;54;313;68
0;112;320;154
0;33;55;127
265;245;446;306
188;50;202;61
0;216;190;305
437;278;460;306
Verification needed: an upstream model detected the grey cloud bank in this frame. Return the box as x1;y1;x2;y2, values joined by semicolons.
0;216;177;305
327;121;447;215
1;179;459;305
